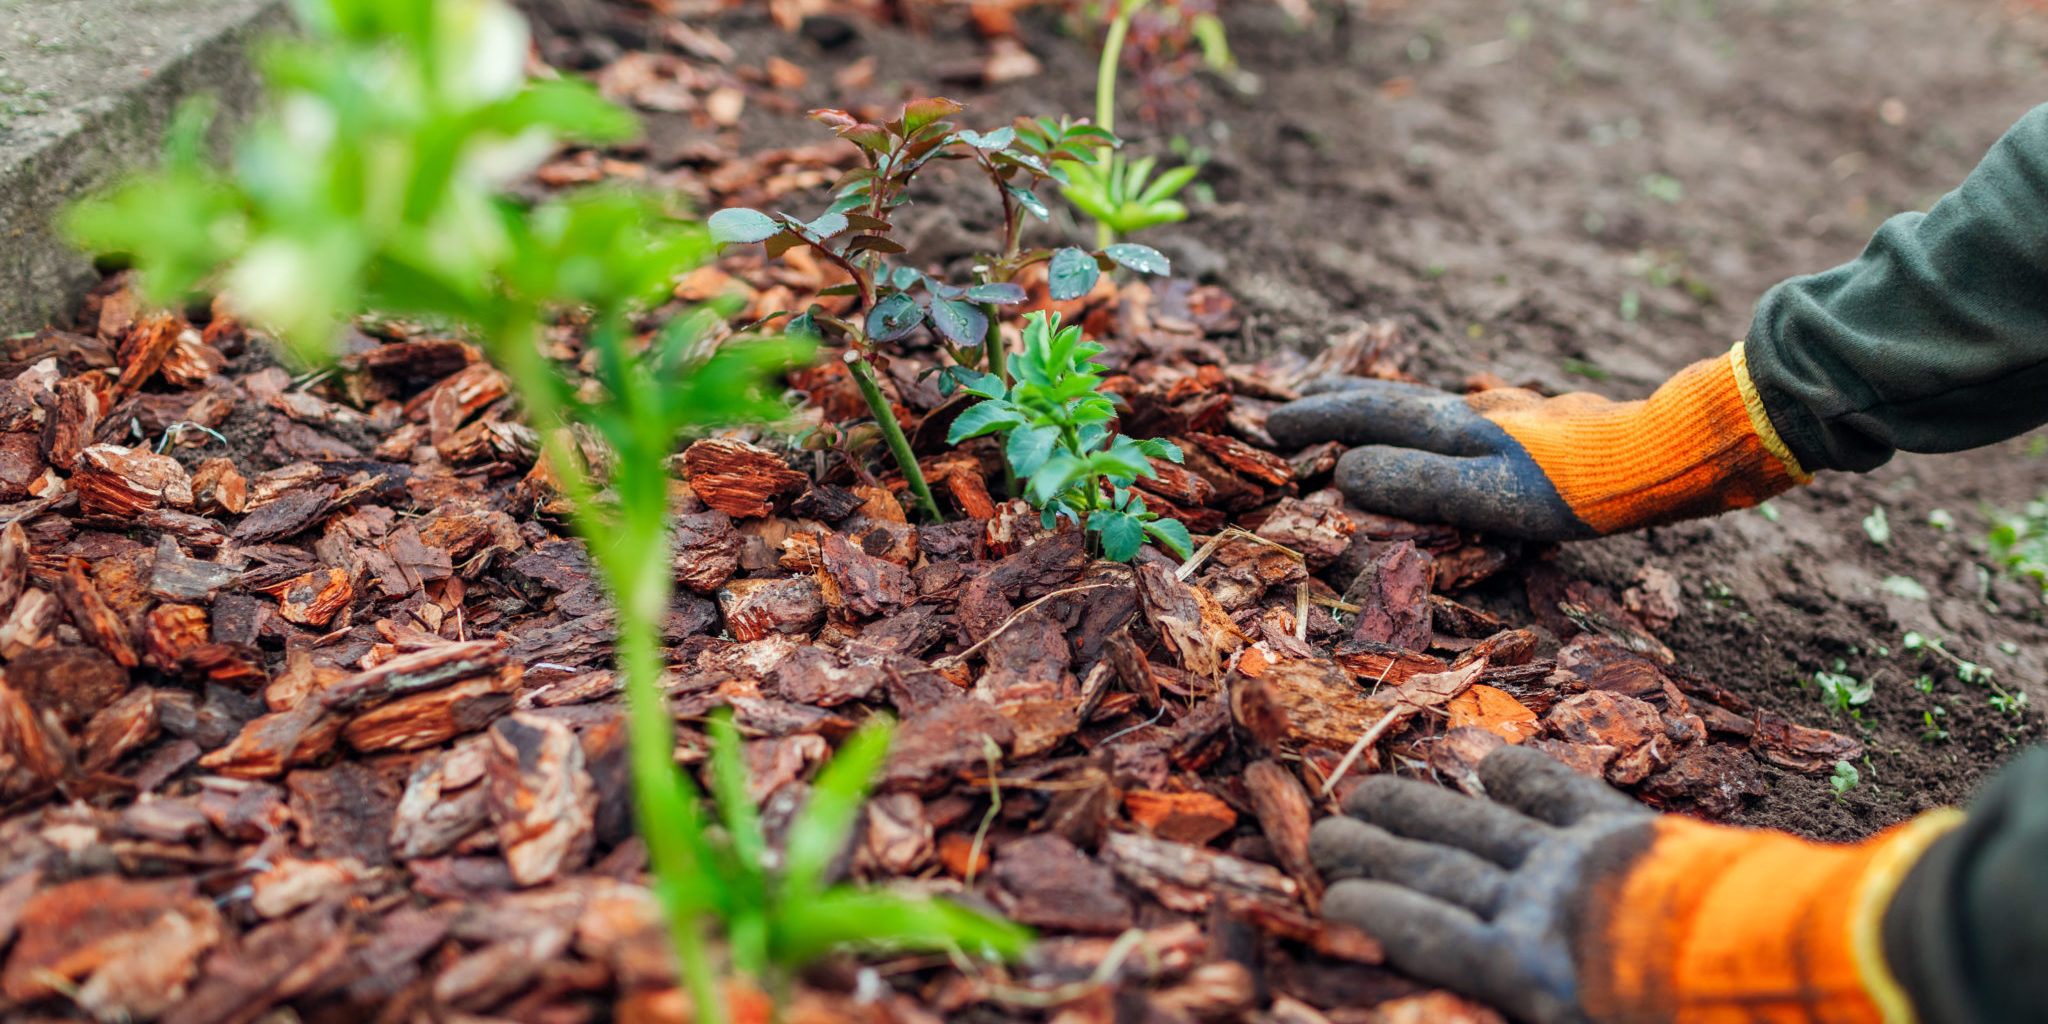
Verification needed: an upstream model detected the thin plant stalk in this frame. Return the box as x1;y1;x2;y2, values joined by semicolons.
1093;0;1151;248
846;352;943;521
492;318;728;1024
979;308;1018;498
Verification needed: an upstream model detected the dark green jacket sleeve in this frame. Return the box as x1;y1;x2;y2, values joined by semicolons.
1883;746;2048;1024
1745;104;2048;473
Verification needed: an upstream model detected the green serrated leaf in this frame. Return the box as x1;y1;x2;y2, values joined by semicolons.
1008;184;1051;221
946;400;1028;442
901;97;965;136
1006;424;1061;477
805;212;851;238
1103;243;1172;276
1143;517;1195;560
709;208;782;244
1135;437;1184;463
1047;248;1099;301
955;369;1006;400
959;127;1016;150
1090;511;1144;562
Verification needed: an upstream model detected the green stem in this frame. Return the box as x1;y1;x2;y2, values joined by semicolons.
614;560;727;1024
1093;0;1149;249
980;305;1018;500
488;315;727;1024
847;352;943;522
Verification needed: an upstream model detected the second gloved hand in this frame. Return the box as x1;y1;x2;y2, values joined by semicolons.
1310;745;1964;1024
1266;346;1810;541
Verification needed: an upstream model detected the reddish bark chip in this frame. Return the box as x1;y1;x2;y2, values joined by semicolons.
1183;432;1294;488
1253;497;1357;571
1332;638;1449;687
818;531;915;620
1343;541;1434;652
717;576;826;641
1245;760;1321;896
486;713;595;887
1124;790;1238;846
73;444;195;516
1;875;220;1008
877;700;1016;794
671;511;742;594
1446;684;1541;743
681;438;805;518
1751;710;1865;773
260;567;354;628
989;833;1134;934
53;558;139;667
1557;634;1671;698
1638;744;1768;819
8;643;126;728
1544;691;1671;785
936;832;992;879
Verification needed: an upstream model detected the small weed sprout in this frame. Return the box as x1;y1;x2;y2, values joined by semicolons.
66;3;1025;1018
712;99;1172;512
1812;661;1872;718
1862;505;1891;546
947;310;1194;561
1829;760;1862;802
1921;707;1950;743
1987;495;2048;593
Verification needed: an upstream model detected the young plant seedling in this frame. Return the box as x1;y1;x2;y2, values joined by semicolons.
1812;662;1873;719
1829;760;1862;802
1064;0;1204;247
947;310;1194;561
66;3;1023;1019
1987;494;2048;594
710;99;1173;510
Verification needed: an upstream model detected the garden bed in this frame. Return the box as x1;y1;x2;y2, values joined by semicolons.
0;1;2044;1022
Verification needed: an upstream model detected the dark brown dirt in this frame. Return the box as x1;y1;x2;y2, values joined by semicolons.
663;0;2048;839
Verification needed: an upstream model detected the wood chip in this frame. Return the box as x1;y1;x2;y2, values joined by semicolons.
486;713;595;886
681;438;805;518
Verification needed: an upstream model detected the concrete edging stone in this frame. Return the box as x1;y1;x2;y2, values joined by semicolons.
0;0;291;334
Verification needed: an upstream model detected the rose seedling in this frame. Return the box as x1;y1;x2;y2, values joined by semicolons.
711;99;1173;508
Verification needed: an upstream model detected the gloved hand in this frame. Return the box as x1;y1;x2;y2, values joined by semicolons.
1266;346;1810;540
1309;745;1963;1024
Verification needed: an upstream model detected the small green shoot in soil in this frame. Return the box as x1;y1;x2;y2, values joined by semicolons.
1066;0;1202;246
1921;706;1950;743
1986;495;2048;594
1812;661;1872;718
1862;505;1891;547
1828;760;1861;802
947;310;1194;561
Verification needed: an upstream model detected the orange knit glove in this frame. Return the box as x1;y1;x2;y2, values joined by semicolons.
1266;343;1811;540
1310;746;1961;1024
